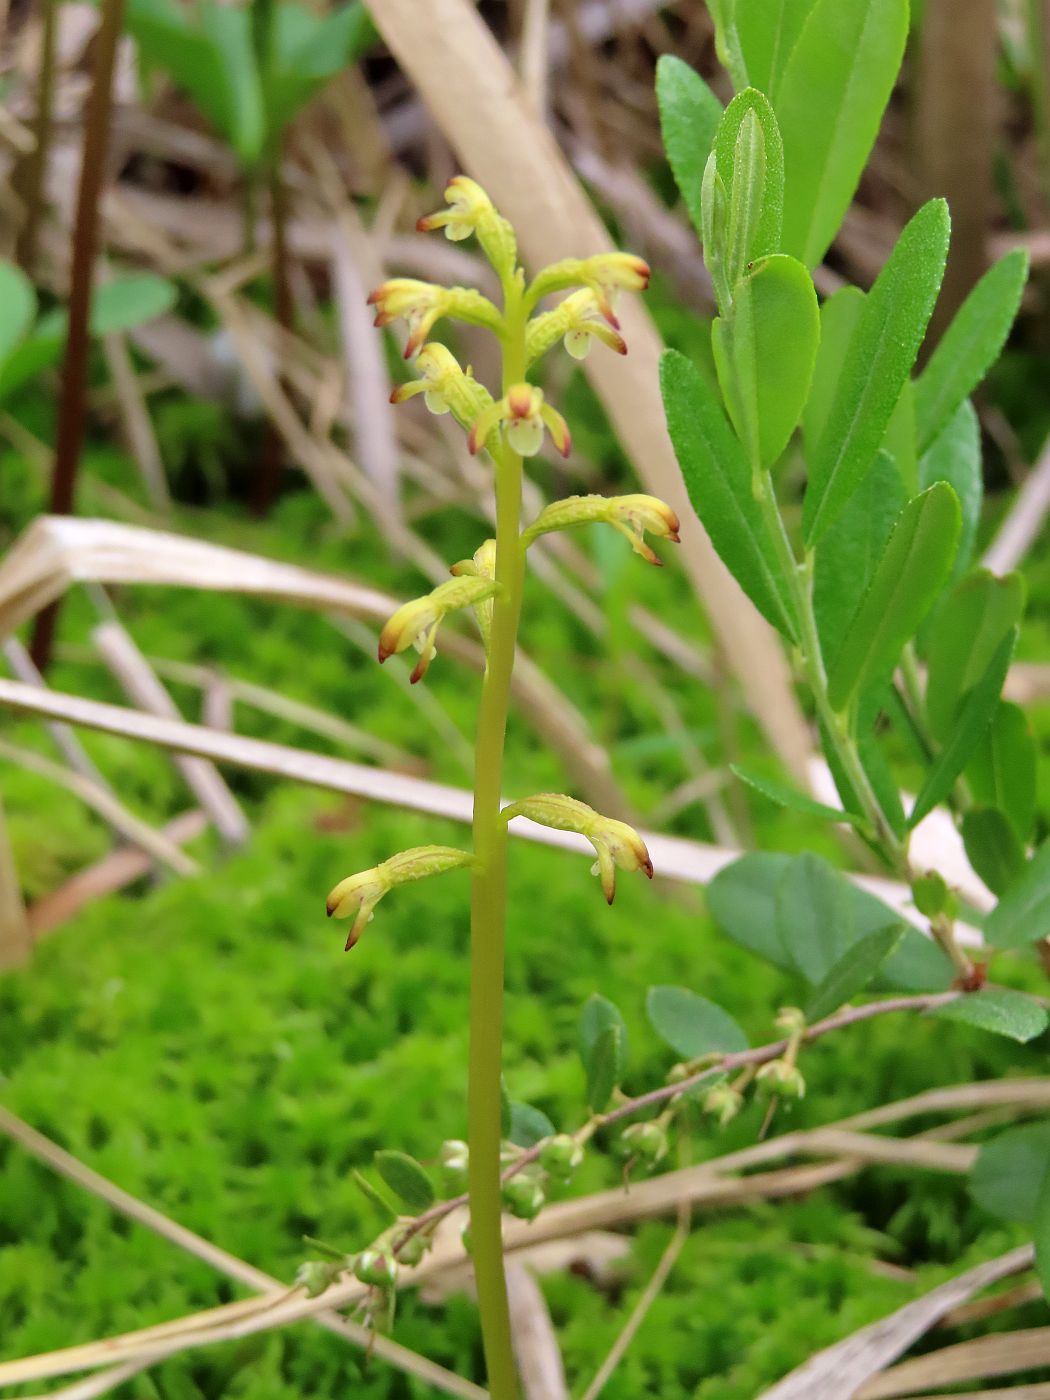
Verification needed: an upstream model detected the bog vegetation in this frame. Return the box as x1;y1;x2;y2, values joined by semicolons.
3;1;1050;1397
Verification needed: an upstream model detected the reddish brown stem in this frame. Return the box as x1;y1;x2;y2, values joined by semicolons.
30;0;127;670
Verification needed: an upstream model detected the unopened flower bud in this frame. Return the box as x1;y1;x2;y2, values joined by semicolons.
620;1121;669;1168
468;383;571;459
326;845;473;949
417;176;518;281
756;1059;806;1100
528;253;650;328
397;1233;428;1267
450;539;497;650
368;279;502;359
503;1174;545;1221
355;1248;399;1288
774;1007;806;1036
378;574;500;683
501;793;653;904
439;1138;469;1193
703;1082;743;1128
522;493;680;566
296;1259;342;1298
539;1133;584;1180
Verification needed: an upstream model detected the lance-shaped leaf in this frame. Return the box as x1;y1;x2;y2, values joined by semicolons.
660;349;798;639
585;1024;625;1112
714;89;785;289
919;399;982;584
916;249;1030;455
962;807;1026;898
827;483;960;713
646;985;748;1060
712;254;820;470
969;701;1038;842
776;0;909;268
986;838;1050;949
803;285;863;451
971;1122;1050;1223
803;200;950;545
909;628;1017;829
925;571;1025;741
813;451;905;671
731;764;865;828
735;0;818;100
805;924;905;1022
656;55;722;231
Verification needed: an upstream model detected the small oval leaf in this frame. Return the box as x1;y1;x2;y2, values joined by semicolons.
804;924;905;1022
374;1150;434;1212
932;988;1048;1044
646;985;749;1060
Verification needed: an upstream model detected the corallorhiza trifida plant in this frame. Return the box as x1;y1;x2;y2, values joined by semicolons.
321;178;668;1397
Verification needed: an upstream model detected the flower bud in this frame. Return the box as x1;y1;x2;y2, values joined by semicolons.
296;1259;342;1298
468;383;571;459
703;1082;743;1128
390;343;495;433
774;1007;806;1036
503;1173;545;1221
397;1232;428;1267
522;493;680;566
527;253;650;327
756;1059;806;1100
417;176;518;282
539;1133;584;1180
525;289;627;366
378;574;500;683
355;1248;399;1289
501;793;653;904
326;845;473;949
368;279;502;359
619;1121;669;1168
439;1138;470;1193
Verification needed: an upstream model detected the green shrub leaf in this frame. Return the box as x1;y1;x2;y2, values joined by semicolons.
352;1168;397;1222
925;572;1025;741
0;262;35;371
909;628;1017;829
735;0;817;99
970;1122;1050;1223
714;90;784;288
932;988;1048;1044
805;924;905;1022
776;0;909;267
508;1103;556;1148
968;701;1038;842
374;1150;434;1212
579;993;628;1065
656;55;722;230
987;839;1050;949
712;254;819;470
731;765;864;826
586;1024;624;1112
919;399;983;583
916;249;1030;455
803;200;950;544
660;348;798;639
827;483;961;712
646;985;749;1059
962;808;1027;898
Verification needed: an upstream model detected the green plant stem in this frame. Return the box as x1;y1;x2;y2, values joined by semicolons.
466;293;527;1400
752;474;902;862
30;0;127;672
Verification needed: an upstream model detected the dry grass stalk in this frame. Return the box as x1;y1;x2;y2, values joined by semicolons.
1;1077;1034;1390
100;330;172;513
856;1325;1050;1396
759;1246;1036;1400
92;616;249;847
0;1105;487;1400
506;1263;569;1400
3;635;113;791
367;0;814;784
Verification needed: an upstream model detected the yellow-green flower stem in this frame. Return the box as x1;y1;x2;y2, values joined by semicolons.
467;279;528;1400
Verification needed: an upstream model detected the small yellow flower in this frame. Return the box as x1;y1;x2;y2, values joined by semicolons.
522;493;681;566
525;289;628;366
468;383;571;459
327;845;474;949
389;343;494;432
500;792;653;903
417;176;518;281
378;574;500;683
527;253;651;327
367;279;502;359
